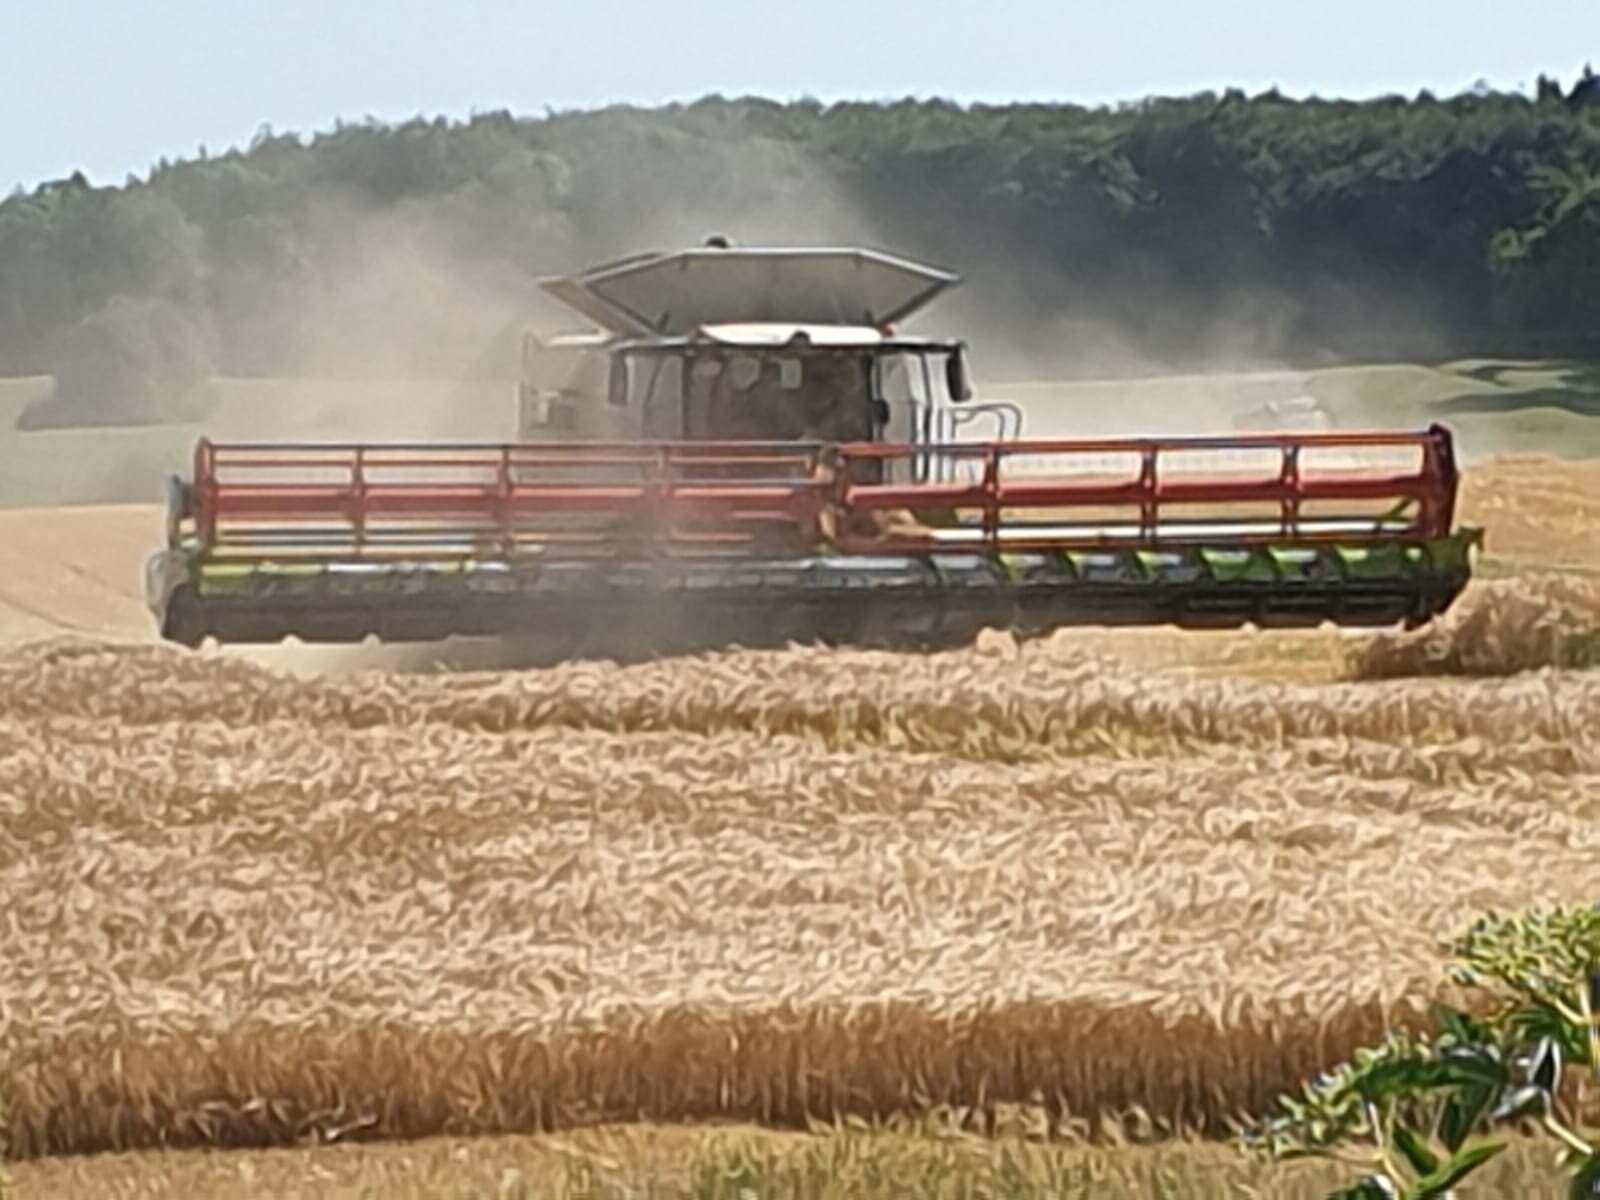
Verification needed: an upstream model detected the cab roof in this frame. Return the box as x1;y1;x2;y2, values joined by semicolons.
613;322;956;353
538;245;960;336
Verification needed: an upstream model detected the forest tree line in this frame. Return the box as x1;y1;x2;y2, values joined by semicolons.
3;75;1600;425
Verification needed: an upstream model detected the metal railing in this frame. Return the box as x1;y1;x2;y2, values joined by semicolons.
188;439;832;559
180;425;1460;562
831;425;1458;553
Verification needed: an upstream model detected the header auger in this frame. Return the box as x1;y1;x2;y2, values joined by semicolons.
144;241;1482;659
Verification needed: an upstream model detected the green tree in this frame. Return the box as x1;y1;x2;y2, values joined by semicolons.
5;82;1600;393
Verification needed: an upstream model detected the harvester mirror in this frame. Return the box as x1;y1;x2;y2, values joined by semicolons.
778;358;803;390
946;347;973;402
607;358;628;408
870;398;891;429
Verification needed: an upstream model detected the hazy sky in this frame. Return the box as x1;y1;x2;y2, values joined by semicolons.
4;0;1596;193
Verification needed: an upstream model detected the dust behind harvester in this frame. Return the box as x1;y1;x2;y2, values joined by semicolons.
144;241;1483;657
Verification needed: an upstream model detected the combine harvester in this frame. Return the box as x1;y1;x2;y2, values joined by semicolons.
144;242;1482;659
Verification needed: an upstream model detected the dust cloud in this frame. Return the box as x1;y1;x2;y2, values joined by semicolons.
216;123;896;440
26;104;1459;448
174;122;898;674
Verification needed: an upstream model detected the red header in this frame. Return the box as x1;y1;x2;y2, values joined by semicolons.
185;425;1459;561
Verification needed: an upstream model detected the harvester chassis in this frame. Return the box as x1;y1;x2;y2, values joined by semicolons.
152;544;1475;658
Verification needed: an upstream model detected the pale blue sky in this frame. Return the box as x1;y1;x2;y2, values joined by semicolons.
4;0;1596;193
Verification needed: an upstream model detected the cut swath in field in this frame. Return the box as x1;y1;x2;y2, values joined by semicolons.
1348;575;1600;679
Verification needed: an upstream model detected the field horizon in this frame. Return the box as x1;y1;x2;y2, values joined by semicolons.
3;356;1600;511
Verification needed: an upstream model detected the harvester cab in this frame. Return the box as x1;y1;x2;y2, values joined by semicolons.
145;241;1482;658
515;243;1009;461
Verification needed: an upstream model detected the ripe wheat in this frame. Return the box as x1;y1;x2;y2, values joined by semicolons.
1349;575;1600;679
0;620;1596;1159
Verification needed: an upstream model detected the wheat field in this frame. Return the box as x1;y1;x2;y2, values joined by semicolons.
2;582;1599;1164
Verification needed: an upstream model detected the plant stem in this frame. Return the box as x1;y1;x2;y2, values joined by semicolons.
1540;1114;1596;1158
1365;1099;1406;1183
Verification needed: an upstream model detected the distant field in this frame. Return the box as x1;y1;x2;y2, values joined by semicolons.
987;357;1600;459
1;359;1598;508
0;376;511;508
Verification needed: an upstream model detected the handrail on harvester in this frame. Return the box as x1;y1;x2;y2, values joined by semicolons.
831;422;1459;553
186;437;832;557
178;424;1462;561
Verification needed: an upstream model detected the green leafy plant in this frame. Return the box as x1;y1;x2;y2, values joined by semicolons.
1241;905;1600;1198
